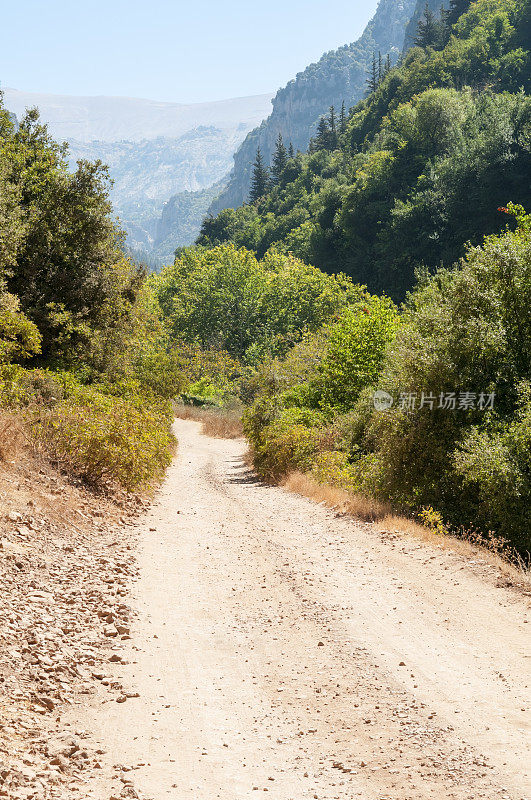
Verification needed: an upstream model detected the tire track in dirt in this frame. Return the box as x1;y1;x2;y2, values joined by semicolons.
76;419;530;800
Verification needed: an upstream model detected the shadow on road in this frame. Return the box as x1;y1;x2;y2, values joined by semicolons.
226;460;262;486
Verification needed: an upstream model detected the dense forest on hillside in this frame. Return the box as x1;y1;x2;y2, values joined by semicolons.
210;0;418;213
199;0;531;297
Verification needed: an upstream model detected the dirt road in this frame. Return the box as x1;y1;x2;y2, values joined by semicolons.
80;419;530;800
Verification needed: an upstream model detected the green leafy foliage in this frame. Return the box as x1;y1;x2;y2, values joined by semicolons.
317;297;401;409
369;210;531;546
152;244;361;364
243;292;399;480
199;0;530;300
0;289;41;364
0;105;143;367
244;216;531;551
0;99;179;489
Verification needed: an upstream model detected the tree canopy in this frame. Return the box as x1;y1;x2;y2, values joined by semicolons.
197;0;531;300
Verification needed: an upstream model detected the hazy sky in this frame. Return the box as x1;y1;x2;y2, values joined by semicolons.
1;0;379;103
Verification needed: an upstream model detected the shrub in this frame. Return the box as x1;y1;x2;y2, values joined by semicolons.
317;297;401;410
0;365;65;408
32;385;174;490
370;209;531;548
245;405;323;479
132;347;188;399
453;382;531;548
0;289;41;363
311;450;358;490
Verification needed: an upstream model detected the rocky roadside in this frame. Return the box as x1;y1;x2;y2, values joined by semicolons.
0;449;147;799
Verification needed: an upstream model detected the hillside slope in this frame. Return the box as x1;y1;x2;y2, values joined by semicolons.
210;0;417;212
199;0;531;297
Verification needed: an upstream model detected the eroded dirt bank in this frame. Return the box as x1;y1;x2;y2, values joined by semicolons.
0;440;146;798
69;419;529;800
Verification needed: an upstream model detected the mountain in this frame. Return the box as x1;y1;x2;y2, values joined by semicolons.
2;89;273;143
3;89;273;261
64;129;240;255
210;0;417;213
198;0;530;298
150;180;227;265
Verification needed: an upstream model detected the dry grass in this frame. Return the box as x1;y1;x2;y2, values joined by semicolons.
281;471;530;590
0;412;25;462
282;471;391;521
174;404;243;439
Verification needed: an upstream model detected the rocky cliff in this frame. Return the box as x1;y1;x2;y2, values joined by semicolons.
66;128;242;255
210;0;417;213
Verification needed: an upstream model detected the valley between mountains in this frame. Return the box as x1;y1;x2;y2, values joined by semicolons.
4;419;527;800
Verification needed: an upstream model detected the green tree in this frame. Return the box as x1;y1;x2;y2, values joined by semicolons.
314;116;331;150
249;147;270;203
318;296;401;410
328;106;338;148
153;244;356;363
339;101;347;134
0;106;142;366
366;53;379;94
271;133;288;184
414;3;439;47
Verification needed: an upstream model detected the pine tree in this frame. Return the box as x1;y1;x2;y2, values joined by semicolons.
315;116;331;150
339;101;347;134
378;51;383;83
384;54;392;76
438;4;452;46
328;105;336;133
288;142;295;159
366;53;379;94
271;133;288;184
446;0;471;26
328;106;338;149
414;3;439;47
249;147;270;203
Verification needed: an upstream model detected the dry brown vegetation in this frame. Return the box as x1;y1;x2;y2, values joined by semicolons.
173;404;243;439
0;411;25;463
282;471;531;590
283;470;392;520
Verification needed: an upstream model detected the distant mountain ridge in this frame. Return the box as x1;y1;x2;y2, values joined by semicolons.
3;88;273;143
3;89;273;261
210;0;417;213
65;129;244;254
